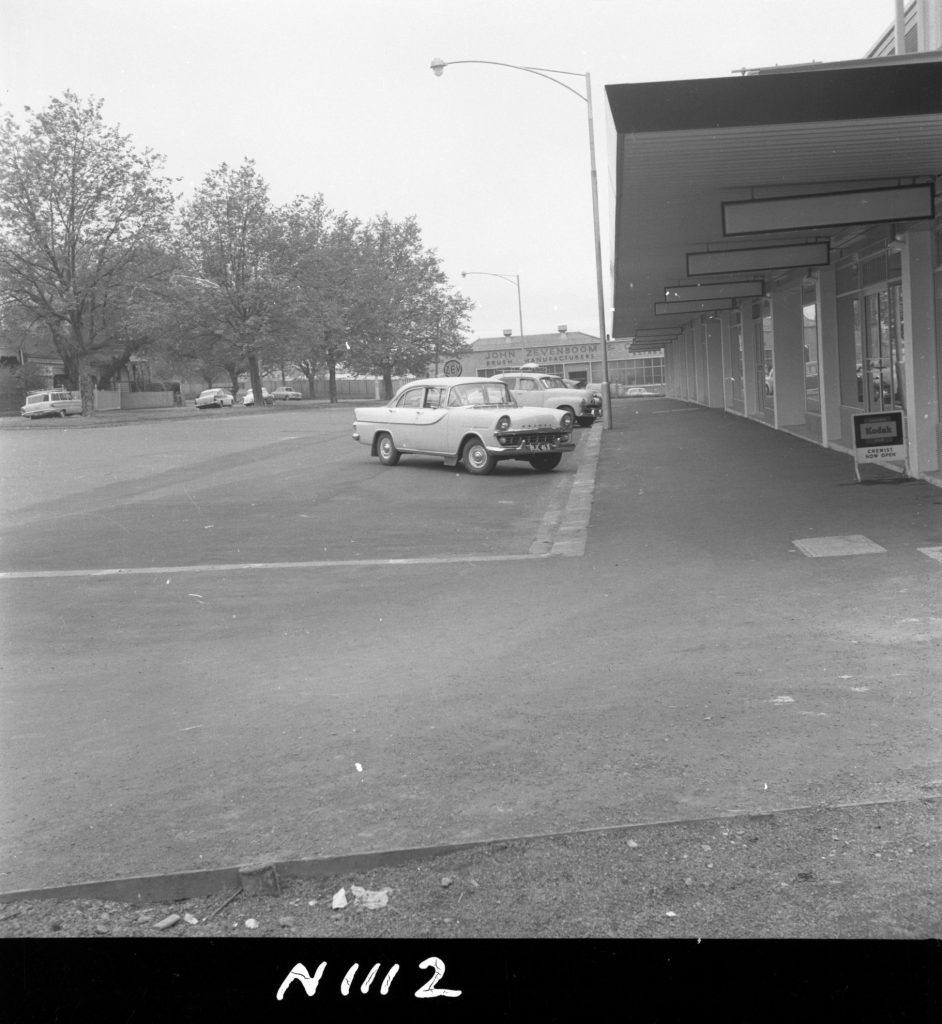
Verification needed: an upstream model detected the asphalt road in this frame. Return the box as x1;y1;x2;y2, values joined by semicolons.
0;399;939;900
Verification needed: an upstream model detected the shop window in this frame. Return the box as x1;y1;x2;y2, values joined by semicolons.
837;295;862;407
802;282;821;415
861;251;887;288
729;312;744;408
836;260;858;295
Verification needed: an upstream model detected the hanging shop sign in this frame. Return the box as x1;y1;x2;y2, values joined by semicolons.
442;359;463;376
852;411;908;481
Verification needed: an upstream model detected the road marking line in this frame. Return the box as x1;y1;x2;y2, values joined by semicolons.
0;553;554;580
918;546;942;563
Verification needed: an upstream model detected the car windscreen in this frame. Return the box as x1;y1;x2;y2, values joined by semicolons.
448;382;516;407
540;376;567;389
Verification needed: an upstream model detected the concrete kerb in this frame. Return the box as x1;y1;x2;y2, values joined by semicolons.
550;422;601;556
2;795;935;906
0;399;362;429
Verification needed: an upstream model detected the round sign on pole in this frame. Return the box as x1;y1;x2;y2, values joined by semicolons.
442;359;462;377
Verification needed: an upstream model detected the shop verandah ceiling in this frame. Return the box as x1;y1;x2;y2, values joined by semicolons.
605;55;942;340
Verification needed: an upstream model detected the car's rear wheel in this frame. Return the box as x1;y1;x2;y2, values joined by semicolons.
529;453;562;472
463;438;496;475
376;432;400;466
58;409;67;418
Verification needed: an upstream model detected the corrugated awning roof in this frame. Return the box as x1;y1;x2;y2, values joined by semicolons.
605;56;942;339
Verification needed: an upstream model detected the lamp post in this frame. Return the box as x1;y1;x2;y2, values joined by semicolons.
460;270;524;341
431;57;613;428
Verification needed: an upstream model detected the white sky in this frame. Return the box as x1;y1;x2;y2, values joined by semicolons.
0;0;900;340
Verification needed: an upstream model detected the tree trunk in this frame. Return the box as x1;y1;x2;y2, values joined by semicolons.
301;369;316;399
247;352;265;409
78;361;95;416
328;358;337;404
382;369;393;401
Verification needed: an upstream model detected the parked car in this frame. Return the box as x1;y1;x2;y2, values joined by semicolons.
625;386;659;397
242;388;273;406
20;389;82;419
195;388;234;409
494;371;602;427
271;387;302;401
352;377;576;475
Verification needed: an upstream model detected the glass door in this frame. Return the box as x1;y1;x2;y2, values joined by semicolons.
861;286;904;412
729;312;744;408
753;301;773;414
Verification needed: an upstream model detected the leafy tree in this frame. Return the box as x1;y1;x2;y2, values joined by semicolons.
344;214;472;398
0;92;177;412
285;207;361;402
176;159;289;407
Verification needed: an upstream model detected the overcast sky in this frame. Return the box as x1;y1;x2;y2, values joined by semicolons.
1;0;900;340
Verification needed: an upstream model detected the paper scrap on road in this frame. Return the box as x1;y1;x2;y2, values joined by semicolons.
351;885;391;909
331;887;348;909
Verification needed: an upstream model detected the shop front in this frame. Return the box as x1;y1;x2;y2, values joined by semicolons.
606;47;942;482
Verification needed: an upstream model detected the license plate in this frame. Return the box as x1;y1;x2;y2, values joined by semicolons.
520;442;552;452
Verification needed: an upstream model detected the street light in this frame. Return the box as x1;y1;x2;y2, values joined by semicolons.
460;270;524;341
431;57;613;428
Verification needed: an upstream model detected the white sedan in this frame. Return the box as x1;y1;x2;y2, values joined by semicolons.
353;377;576;475
242;388;273;406
272;387;302;401
195;388;234;409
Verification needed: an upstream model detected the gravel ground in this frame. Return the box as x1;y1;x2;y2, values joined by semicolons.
2;798;939;939
3;800;939;1021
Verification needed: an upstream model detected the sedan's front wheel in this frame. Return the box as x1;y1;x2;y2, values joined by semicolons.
529;453;562;472
463;438;496;475
376;432;400;466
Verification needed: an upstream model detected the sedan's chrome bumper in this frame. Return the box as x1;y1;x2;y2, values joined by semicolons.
492;432;575;454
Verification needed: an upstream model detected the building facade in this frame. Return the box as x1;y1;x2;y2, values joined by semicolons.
465;331;664;390
606;0;942;484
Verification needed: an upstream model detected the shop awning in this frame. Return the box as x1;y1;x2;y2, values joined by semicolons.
605;54;942;339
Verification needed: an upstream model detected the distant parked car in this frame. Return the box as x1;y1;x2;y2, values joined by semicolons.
352;377;576;475
20;389;82;419
494;371;602;427
195;388;234;409
625;387;659;397
271;387;302;401
242;388;273;406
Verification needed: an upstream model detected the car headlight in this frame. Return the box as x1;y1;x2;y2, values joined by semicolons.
496;415;511;431
560;412;574;430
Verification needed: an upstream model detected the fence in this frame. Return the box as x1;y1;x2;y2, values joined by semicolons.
93;389;173;411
